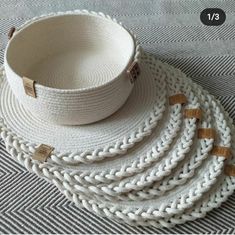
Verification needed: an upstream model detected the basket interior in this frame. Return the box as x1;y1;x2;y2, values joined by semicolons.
6;14;135;89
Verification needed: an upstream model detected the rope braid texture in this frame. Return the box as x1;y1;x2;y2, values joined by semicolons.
1;53;233;228
97;74;214;201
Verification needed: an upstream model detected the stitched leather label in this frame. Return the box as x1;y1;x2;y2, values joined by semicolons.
22;77;36;98
198;128;216;139
184;108;202;120
224;164;235;176
169;94;187;105
127;61;140;83
32;144;54;162
211;146;231;158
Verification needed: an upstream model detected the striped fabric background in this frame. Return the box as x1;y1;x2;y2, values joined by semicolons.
0;0;235;233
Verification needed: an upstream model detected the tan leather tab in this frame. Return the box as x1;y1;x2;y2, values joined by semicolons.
184;108;202;120
32;144;54;162
211;146;231;158
169;94;187;105
22;76;36;98
198;128;216;139
127;61;140;83
224;164;235;176
8;27;16;39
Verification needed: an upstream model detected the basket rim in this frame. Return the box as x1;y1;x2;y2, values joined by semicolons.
4;10;141;93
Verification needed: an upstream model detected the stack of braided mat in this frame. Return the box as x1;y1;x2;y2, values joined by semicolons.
0;11;235;228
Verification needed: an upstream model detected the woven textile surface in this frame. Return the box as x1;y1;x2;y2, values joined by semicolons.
0;0;235;234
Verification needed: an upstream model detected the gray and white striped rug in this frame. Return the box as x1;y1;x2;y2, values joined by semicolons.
0;0;235;233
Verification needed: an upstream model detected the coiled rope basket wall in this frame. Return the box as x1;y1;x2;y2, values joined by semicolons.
4;11;141;125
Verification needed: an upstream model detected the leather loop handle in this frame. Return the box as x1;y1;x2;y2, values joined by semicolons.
22;77;36;98
169;94;187;105
8;27;16;39
184;108;202;120
32;144;54;162
198;128;216;139
211;146;231;158
127;61;140;83
224;164;235;176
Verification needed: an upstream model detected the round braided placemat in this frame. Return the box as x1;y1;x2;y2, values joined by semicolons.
3;10;168;164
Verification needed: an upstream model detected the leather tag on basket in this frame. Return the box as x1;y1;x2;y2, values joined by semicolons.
224;164;235;176
198;128;216;139
22;76;36;98
169;94;187;105
8;27;16;39
184;108;202;120
32;144;54;162
211;146;231;158
127;61;140;83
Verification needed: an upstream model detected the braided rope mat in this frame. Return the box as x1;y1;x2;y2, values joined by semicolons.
0;50;234;227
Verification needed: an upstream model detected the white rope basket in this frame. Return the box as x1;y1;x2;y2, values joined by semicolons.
4;10;140;125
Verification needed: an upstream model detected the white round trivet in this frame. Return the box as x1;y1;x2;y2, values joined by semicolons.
1;52;167;164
